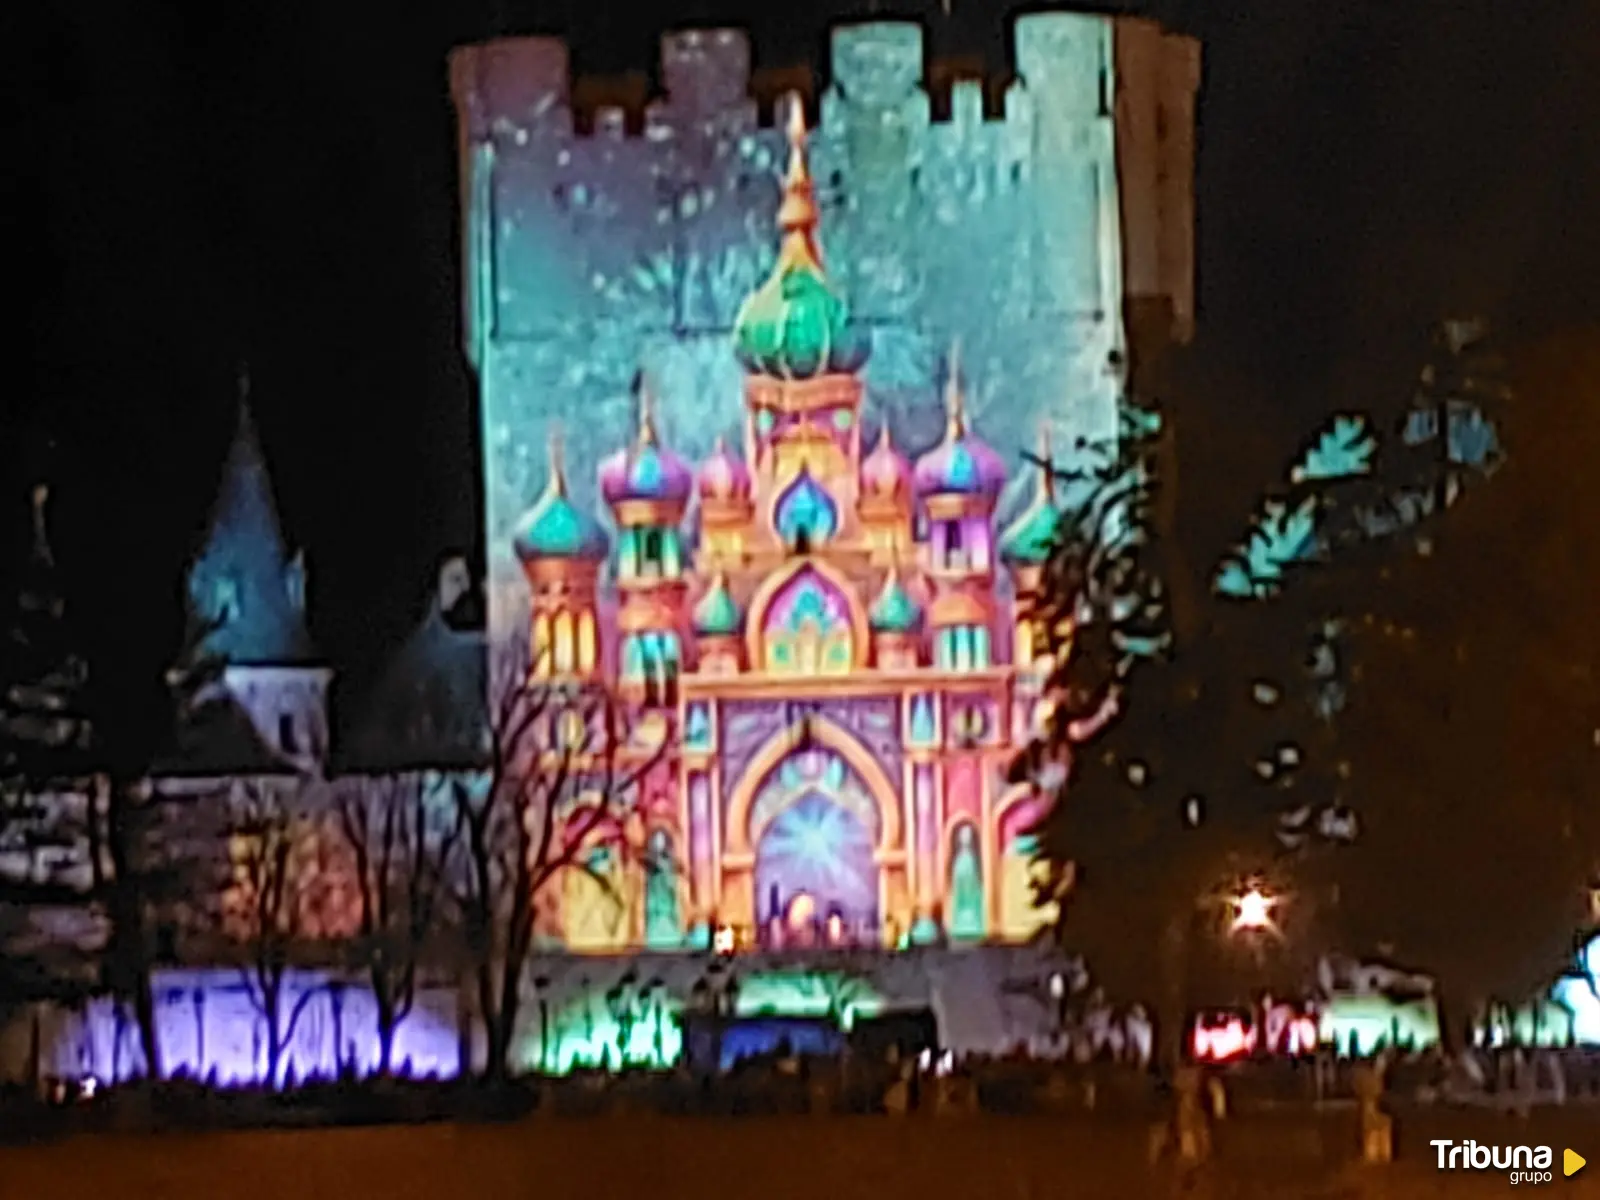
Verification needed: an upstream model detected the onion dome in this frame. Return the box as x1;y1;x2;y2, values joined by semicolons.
869;567;922;634
732;100;870;381
692;572;743;637
999;426;1061;565
598;383;694;510
697;435;751;503
913;343;1007;499
860;425;913;502
512;435;609;562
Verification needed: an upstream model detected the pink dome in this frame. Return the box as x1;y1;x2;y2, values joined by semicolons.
860;425;912;499
697;436;751;501
597;429;693;509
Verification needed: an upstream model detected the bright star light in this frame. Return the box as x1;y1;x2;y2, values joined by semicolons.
1231;887;1276;933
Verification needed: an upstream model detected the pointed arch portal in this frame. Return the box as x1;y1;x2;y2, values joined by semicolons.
720;717;905;937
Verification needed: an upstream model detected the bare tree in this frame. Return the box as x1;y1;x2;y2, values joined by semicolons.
222;782;357;1086
451;643;671;1079
336;773;459;1075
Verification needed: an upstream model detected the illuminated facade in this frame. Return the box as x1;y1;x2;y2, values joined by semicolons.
513;108;1068;951
458;13;1200;955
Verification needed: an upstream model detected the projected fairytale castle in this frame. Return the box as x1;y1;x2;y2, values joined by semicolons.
515;107;1064;951
455;13;1198;956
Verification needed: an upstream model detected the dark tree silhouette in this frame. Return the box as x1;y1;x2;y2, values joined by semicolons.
336;773;460;1075
222;782;359;1086
451;643;671;1079
1023;319;1525;1064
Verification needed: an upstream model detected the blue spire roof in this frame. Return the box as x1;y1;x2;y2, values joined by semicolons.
183;393;317;666
513;437;609;562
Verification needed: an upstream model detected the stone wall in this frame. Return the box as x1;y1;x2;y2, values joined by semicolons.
449;15;1199;638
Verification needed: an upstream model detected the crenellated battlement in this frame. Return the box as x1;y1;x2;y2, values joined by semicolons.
451;15;1128;144
450;10;1198;642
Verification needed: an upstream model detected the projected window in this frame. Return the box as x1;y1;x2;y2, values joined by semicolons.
621;527;681;581
935;625;991;670
623;632;681;706
532;609;598;677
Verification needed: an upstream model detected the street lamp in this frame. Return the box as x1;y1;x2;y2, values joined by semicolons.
1230;886;1277;934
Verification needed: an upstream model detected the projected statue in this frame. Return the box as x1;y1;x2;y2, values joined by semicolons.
644;829;683;949
508;101;1066;952
948;823;985;941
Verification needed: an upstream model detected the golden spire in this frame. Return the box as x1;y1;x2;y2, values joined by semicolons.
546;424;569;497
637;376;659;447
773;93;823;272
944;338;967;440
1037;421;1055;502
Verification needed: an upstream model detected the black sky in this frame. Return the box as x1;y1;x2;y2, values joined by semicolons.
11;1;1600;711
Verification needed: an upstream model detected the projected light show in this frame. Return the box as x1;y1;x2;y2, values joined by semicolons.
450;14;1195;955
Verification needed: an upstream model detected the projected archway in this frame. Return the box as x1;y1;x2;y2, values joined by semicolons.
751;750;881;935
723;718;903;939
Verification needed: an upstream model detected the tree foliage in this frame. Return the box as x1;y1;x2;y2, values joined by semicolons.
1024;319;1567;1052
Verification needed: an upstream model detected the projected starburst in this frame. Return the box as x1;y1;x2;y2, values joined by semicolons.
757;792;876;920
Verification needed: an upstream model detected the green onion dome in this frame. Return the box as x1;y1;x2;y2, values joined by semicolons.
731;102;870;381
999;426;1060;564
692;573;743;637
869;567;922;634
998;497;1058;565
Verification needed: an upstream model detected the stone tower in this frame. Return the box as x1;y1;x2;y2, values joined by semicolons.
182;383;331;773
450;12;1199;645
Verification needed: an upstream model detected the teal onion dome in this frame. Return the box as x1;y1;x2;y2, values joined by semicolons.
692;574;743;637
1000;427;1060;564
513;442;609;562
999;500;1058;564
869;568;922;634
731;102;870;381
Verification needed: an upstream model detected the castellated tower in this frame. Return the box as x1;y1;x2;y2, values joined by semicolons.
450;12;1199;645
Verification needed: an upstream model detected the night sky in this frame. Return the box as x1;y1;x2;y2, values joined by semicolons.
11;1;1600;713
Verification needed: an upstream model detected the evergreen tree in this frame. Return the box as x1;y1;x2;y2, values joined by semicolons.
0;452;100;999
2;475;94;783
